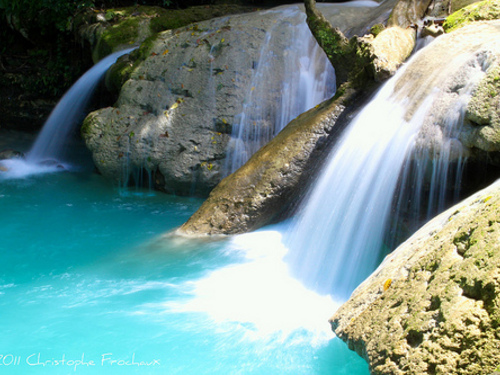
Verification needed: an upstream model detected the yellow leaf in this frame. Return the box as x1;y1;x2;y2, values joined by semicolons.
251;86;255;91
383;279;392;291
170;102;179;110
221;38;225;43
222;118;227;124
162;49;169;55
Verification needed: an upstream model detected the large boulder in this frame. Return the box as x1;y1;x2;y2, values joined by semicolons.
331;178;500;375
82;3;393;196
82;9;293;195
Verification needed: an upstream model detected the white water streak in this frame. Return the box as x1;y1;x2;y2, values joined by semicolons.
285;38;493;299
28;48;136;163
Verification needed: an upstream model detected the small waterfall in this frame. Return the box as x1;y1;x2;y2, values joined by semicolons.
285;37;493;300
28;48;136;164
224;6;335;174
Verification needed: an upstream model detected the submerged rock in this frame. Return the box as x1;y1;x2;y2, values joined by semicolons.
331;178;500;375
0;149;24;160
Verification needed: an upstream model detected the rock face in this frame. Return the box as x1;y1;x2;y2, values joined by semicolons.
330;178;500;375
82;3;391;196
462;60;500;154
381;20;500;165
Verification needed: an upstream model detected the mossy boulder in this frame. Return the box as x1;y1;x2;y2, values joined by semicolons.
331;178;500;375
443;0;500;32
83;3;392;197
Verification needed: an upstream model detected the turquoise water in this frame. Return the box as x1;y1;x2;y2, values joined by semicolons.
0;137;368;374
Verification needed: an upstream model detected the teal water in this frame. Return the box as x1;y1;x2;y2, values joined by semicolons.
0;136;368;374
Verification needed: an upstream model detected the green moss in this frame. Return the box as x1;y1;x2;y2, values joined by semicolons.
370;23;386;37
95;17;142;61
81;114;94;137
443;0;500;33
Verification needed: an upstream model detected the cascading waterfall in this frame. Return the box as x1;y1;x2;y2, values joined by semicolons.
285;36;494;300
224;6;335;174
28;48;136;164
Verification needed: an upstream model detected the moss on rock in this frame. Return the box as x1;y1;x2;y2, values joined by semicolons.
77;5;258;63
331;180;500;374
443;0;500;32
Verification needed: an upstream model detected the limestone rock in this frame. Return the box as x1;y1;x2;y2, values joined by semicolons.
177;85;368;235
331;178;500;375
82;9;302;196
462;63;500;152
83;4;390;196
379;20;500;163
368;26;416;81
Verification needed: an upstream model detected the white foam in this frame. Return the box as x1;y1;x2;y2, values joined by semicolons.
169;230;339;340
0;158;68;179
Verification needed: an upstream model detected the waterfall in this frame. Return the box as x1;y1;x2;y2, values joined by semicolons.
28;48;136;164
285;35;494;300
224;6;336;175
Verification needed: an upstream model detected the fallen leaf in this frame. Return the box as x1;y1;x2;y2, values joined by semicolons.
383;279;392;291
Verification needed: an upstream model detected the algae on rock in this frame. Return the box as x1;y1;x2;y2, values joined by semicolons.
443;0;500;32
331;178;500;375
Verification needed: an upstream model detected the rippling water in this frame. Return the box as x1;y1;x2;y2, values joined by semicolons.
0;140;368;374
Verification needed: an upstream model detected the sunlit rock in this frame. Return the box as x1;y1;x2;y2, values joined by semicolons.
83;3;388;196
331;178;500;375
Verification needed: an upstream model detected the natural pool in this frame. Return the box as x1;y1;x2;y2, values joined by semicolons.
0;132;368;374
